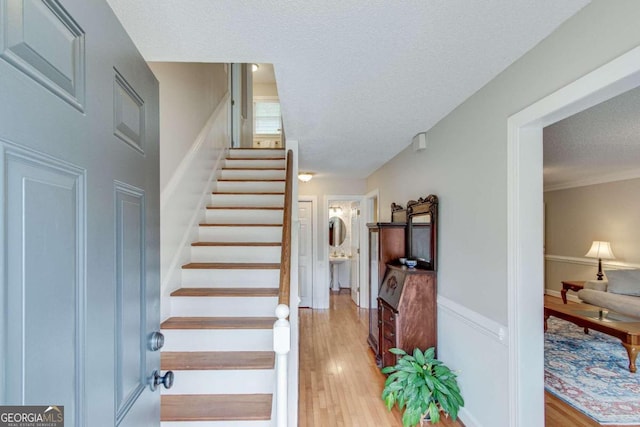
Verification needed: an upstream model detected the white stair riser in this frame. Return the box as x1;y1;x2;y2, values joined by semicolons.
228;149;284;159
170;296;278;317
181;269;280;287
162;420;274;427
199;226;282;242
210;194;283;207
162;369;275;395
204;209;283;224
220;169;285;180
190;246;280;263
216;181;284;193
162;329;273;351
224;159;285;169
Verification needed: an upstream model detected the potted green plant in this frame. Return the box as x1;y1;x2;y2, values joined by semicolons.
381;347;464;426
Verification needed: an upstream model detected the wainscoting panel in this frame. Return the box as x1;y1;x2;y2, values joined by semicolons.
114;182;146;423
437;296;510;427
2;143;85;425
0;0;85;111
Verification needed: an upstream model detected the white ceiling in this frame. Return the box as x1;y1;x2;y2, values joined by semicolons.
544;85;640;191
106;0;589;179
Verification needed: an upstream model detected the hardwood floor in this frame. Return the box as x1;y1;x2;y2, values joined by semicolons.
299;291;463;426
299;292;640;426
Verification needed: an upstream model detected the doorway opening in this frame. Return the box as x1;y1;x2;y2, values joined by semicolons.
507;46;640;425
229;63;282;149
327;199;361;306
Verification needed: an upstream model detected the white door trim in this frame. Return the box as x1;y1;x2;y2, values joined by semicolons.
507;45;640;426
360;189;379;309
298;196;317;308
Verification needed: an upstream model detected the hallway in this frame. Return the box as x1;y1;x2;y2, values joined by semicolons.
299;291;463;426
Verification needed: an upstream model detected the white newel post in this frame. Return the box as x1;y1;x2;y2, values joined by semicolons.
274;304;291;427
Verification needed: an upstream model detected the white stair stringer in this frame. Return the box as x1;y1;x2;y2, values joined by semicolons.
161;149;286;427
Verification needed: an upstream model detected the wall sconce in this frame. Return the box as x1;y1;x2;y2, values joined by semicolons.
584;241;616;280
329;206;343;215
298;172;313;182
251;63;259;72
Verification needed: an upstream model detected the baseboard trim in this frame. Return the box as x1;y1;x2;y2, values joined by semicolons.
437;295;508;347
458;407;482;427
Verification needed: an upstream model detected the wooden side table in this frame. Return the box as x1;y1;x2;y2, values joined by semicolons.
561;280;585;304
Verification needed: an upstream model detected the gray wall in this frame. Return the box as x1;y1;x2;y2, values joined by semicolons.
148;62;228;190
367;0;640;325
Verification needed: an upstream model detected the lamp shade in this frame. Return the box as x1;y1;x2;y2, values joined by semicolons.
585;241;615;260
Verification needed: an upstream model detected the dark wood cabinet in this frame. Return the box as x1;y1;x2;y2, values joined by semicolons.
378;264;437;367
367;195;438;367
366;222;405;361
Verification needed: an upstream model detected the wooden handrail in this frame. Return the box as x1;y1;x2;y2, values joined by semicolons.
278;150;293;306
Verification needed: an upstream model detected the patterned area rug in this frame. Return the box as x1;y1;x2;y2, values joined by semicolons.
545;317;640;425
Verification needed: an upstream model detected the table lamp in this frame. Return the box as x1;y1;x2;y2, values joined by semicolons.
584;241;615;280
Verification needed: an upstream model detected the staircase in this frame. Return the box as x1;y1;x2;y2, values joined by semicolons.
160;148;288;427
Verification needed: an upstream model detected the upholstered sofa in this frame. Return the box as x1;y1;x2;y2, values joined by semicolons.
577;269;640;318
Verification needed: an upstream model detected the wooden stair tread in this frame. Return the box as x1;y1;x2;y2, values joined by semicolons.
182;262;280;269
162;351;275;370
161;316;276;329
222;167;285;171
218;179;285;182
226;157;285;160
199;223;282;227
230;148;284;150
161;394;272;421
206;206;283;210
171;287;279;297
192;241;281;247
212;191;284;195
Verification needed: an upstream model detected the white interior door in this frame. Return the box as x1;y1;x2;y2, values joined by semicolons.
0;1;160;425
298;200;313;307
350;205;360;305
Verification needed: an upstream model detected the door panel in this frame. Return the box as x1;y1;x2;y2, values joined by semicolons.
2;145;85;425
115;183;146;423
0;0;160;425
298;201;313;307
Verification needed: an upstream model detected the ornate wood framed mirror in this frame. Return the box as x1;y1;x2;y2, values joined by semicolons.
390;202;407;223
406;195;438;270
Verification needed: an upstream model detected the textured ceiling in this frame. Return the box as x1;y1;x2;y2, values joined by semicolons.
544;85;640;191
106;0;589;179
